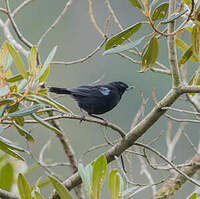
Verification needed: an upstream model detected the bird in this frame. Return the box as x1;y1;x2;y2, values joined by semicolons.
48;81;134;123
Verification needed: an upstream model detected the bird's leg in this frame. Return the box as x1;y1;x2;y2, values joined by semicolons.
88;114;108;125
79;108;86;123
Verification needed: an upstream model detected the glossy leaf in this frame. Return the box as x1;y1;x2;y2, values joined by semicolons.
152;3;169;21
140;37;158;72
5;41;28;80
178;46;193;67
128;0;142;9
189;193;197;199
104;36;145;55
0;145;24;161
39;65;50;83
0;162;14;191
13;122;35;143
105;23;142;50
48;176;73;199
37;46;57;80
7;72;29;83
0;85;9;97
161;9;187;24
175;39;198;62
7;103;45;117
91;155;107;199
192;25;200;57
31;113;63;135
17;173;32;199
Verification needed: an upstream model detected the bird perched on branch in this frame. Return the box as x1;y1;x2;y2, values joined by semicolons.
49;81;134;123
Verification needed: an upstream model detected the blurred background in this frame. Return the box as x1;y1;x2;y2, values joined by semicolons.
0;0;199;198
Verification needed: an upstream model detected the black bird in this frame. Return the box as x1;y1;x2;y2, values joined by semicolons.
49;81;133;122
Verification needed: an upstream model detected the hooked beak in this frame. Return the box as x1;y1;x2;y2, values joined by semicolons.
126;85;135;91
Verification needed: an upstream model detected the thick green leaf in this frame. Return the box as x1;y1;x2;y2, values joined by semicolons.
152;3;169;21
105;23;142;50
6;72;29;83
0;136;25;152
189;193;197;199
104;36;145;55
39;65;50;83
34;191;44;199
161;9;187;24
128;0;142;9
42;95;72;113
5;41;28;80
48;176;73;199
140;37;158;72
7;103;45;117
183;0;192;6
13;122;35;143
30;46;37;78
0;104;8;118
0;144;24;161
175;39;198;62
0;85;9;97
14;116;24;126
37;46;57;80
0;162;14;191
192;25;200;57
31;113;63;136
178;46;193;67
0;98;14;106
17;173;32;199
91;155;107;199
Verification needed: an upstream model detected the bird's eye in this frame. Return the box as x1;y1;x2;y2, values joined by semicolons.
99;87;110;96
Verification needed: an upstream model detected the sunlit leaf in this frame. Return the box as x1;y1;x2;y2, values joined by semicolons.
104;36;145;55
17;173;32;199
31;113;63;136
192;25;200;57
34;191;44;199
30;46;37;79
39;65;50;83
4;52;12;72
91;155;107;199
105;23;142;50
183;0;192;6
139;37;158;72
13;122;35;143
0;162;14;191
161;9;187;24
0;104;8;118
150;0;161;8
0;85;9;97
188;67;200;95
48;176;73;199
5;41;28;80
189;193;197;199
152;3;169;21
7;103;45;117
178;46;193;67
37;46;57;80
6;72;29;83
128;0;142;9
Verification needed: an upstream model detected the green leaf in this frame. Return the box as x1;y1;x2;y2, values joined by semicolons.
178;46;193;67
13;122;35;143
108;169;122;199
6;72;29;83
0;85;9;97
5;41;28;80
30;46;37;78
0;144;24;161
192;25;200;58
140;37;158;72
175;39;198;62
150;0;161;8
0;162;14;191
39;65;50;83
48;176;73;199
0;136;25;152
161;9;187;24
0;98;15;106
91;155;107;199
189;193;197;199
105;23;142;50
188;67;200;95
128;0;142;9
31;113;63;136
0;104;8;118
18;79;27;91
17;173;32;199
7;103;45;117
152;3;169;21
4;52;12;72
104;36;145;55
34;191;44;199
37;46;57;80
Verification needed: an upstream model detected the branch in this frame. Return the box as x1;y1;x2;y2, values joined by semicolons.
0;188;19;199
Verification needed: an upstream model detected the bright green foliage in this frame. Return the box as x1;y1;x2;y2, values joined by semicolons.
192;25;200;58
17;173;33;199
128;0;142;9
48;176;73;199
189;193;197;199
34;191;44;199
178;46;193;67
151;3;169;21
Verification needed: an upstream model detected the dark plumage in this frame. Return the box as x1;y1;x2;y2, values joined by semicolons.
49;81;133;122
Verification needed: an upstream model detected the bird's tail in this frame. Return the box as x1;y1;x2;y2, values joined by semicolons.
48;87;71;95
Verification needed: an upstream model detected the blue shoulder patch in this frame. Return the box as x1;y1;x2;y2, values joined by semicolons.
99;87;110;96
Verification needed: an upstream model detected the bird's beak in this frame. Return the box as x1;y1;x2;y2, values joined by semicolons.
126;86;135;91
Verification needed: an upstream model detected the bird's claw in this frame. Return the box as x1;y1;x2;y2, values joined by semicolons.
80;115;86;123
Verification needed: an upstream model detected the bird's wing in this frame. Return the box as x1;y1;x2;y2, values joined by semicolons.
69;85;111;97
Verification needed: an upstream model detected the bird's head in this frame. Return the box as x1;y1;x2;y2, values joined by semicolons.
110;81;134;96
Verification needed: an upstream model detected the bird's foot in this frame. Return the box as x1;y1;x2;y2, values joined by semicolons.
79;115;86;123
